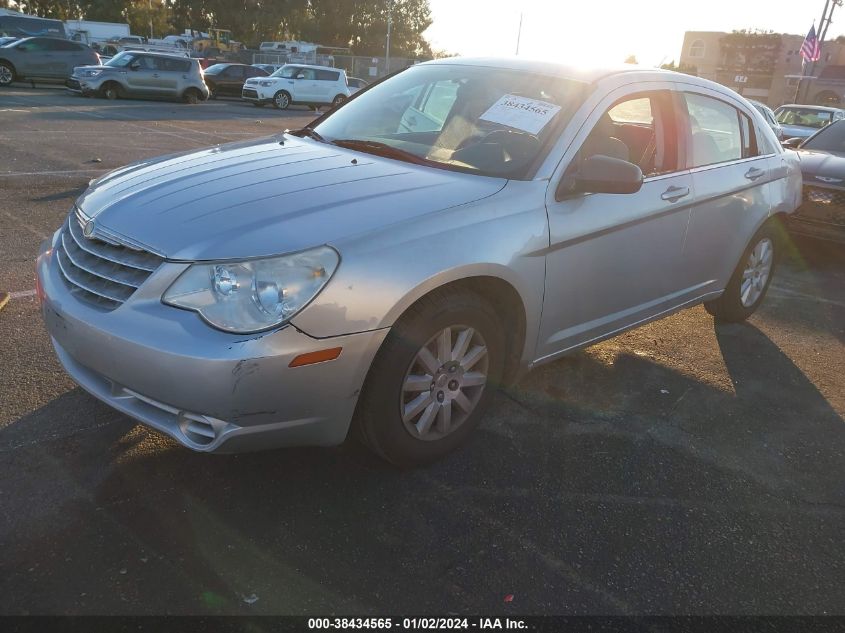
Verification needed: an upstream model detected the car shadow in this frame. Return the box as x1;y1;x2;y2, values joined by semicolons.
3;322;844;615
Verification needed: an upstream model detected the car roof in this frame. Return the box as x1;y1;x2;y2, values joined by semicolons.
283;63;343;72
420;56;665;84
775;103;844;112
123;50;197;60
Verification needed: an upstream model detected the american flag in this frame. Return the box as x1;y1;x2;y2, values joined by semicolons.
801;24;821;62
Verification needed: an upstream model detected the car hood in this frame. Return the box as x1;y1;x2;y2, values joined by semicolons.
780;123;823;139
72;64;110;73
796;149;845;185
75;135;507;261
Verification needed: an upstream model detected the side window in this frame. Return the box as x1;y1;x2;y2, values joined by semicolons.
684;93;742;167
739;113;759;157
418;80;459;125
315;69;340;81
54;40;82;51
580;91;677;176
298;68;317;80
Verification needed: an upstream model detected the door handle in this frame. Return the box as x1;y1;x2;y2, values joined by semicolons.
745;167;765;181
661;185;690;202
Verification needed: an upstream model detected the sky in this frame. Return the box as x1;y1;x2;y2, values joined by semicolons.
424;0;845;66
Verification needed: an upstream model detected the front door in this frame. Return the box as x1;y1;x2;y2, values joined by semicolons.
537;87;695;361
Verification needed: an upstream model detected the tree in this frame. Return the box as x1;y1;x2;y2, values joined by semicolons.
660;59;698;76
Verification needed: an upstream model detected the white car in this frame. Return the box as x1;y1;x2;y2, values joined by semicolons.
241;63;351;110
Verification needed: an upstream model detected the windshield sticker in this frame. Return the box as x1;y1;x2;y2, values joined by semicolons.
479;94;562;135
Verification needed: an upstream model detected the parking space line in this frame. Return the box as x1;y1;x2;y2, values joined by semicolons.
10;290;36;299
769;285;845;308
1;169;107;177
0;209;48;239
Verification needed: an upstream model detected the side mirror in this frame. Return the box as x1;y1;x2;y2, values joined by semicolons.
781;137;803;149
559;154;644;198
296;73;305;79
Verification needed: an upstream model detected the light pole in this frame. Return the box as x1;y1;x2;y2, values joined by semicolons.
385;0;392;75
515;12;523;56
148;0;154;40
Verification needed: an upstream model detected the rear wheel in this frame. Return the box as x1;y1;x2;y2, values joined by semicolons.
273;90;291;110
183;88;200;104
705;221;779;322
0;61;15;87
101;81;121;100
332;94;346;107
354;289;505;467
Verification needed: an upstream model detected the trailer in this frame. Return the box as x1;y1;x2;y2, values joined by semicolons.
65;19;130;46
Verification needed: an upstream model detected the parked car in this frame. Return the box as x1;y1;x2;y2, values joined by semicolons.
775;104;845;142
241;63;350;109
252;63;281;75
0;36;99;87
203;62;268;98
67;50;209;103
37;59;801;467
787;119;845;243
347;76;368;95
749;99;784;140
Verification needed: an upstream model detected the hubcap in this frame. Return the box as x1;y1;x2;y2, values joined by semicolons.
400;325;488;441
740;237;774;307
0;66;11;84
276;93;288;108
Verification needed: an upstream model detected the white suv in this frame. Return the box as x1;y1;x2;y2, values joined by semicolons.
242;64;351;110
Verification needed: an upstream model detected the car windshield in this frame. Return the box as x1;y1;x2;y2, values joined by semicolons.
311;63;586;179
104;52;136;68
271;66;301;78
204;64;227;75
800;120;845;153
776;107;834;129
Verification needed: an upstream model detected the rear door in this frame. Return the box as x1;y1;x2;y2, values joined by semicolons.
152;56;183;96
677;88;777;293
315;69;340;103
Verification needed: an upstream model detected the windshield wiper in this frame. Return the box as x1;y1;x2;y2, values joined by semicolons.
288;127;328;144
330;139;431;166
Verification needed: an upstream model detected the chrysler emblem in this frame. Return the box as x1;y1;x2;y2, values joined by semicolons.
815;175;842;183
83;219;95;238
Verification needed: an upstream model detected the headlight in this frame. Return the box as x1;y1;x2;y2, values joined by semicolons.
258;80;274;87
162;246;339;333
82;69;102;78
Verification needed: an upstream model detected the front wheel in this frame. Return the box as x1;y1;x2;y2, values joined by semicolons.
354;289;505;467
274;90;291;110
0;61;15;87
705;221;779;322
101;82;120;100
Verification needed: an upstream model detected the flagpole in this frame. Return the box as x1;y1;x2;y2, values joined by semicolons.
801;0;833;102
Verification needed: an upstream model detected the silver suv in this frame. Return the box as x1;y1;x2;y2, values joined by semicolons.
67;50;209;103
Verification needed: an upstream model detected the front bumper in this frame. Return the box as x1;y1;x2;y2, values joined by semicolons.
241;85;275;104
66;75;105;95
37;237;388;453
790;184;845;244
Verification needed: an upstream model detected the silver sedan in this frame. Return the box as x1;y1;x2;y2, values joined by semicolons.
37;58;802;466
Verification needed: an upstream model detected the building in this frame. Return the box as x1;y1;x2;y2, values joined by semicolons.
679;30;845;107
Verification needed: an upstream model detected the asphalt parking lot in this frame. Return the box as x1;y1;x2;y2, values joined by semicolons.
1;86;844;616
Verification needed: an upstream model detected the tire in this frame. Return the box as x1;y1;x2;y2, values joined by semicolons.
208;85;218;99
354;288;506;467
100;82;120;100
183;88;200;105
0;61;15;87
705;220;780;322
332;94;346;107
273;90;291;110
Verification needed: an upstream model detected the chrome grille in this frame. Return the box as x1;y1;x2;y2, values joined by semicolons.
56;210;163;309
